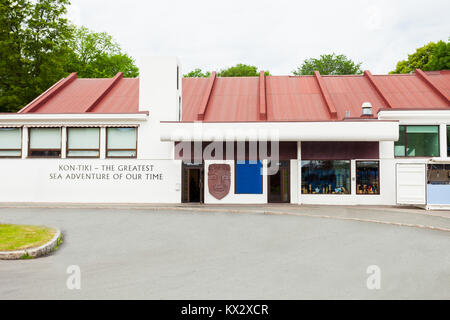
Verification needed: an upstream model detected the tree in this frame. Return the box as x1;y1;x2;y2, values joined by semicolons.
293;53;363;75
184;68;211;78
0;0;73;113
0;0;29;112
0;1;139;113
217;64;270;77
391;40;450;74
65;26;139;78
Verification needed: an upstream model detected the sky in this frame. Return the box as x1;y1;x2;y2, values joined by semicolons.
67;0;450;75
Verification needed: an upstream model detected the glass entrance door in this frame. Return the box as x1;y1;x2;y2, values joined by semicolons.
269;161;290;203
182;162;204;203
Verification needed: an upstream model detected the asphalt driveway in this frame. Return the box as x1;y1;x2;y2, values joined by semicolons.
0;207;449;299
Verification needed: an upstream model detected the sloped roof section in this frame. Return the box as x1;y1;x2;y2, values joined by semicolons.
20;69;450;120
19;73;139;114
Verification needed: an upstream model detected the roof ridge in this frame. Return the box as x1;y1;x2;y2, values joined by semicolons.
197;72;216;120
18;73;77;113
259;71;267;120
414;69;450;106
314;71;338;119
364;70;394;109
85;72;124;113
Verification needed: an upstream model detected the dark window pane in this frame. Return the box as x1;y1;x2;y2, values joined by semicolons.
447;126;449;157
301;160;350;194
30;150;61;157
356;161;380;194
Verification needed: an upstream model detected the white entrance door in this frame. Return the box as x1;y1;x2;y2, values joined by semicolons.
396;163;426;205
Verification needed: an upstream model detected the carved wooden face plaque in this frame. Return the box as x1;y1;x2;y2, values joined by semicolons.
208;164;231;200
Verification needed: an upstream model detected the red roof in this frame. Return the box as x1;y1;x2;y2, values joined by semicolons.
19;72;139;114
20;70;450;121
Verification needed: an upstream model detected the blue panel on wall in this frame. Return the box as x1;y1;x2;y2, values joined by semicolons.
236;161;263;194
427;184;450;205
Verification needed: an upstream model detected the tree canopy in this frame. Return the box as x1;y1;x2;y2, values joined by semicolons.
184;64;270;77
293;53;363;75
183;68;211;78
390;39;450;74
218;64;270;77
66;26;139;78
0;0;139;113
0;0;73;112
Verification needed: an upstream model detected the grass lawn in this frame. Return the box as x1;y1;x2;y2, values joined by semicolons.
0;224;56;251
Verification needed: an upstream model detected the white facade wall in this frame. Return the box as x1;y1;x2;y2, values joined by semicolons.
0;159;181;203
138;56;182;159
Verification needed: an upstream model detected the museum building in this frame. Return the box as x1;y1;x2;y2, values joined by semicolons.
0;57;449;209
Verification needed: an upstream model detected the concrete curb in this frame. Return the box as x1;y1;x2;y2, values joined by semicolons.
0;229;62;260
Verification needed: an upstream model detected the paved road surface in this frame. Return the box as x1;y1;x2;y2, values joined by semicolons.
0;207;449;299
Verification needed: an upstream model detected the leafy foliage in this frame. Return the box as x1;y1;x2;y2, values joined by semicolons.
391;40;450;74
0;0;139;113
66;26;139;78
0;0;72;112
184;68;211;78
217;64;270;77
293;53;363;75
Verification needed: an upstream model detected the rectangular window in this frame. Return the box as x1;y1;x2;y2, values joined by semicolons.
67;127;100;158
356;161;380;194
235;160;263;194
0;128;22;158
301;160;351;194
395;125;439;157
106;127;137;158
29;128;61;158
447;125;449;157
428;164;450;184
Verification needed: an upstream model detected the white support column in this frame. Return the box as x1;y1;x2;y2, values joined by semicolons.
100;127;106;159
290;159;298;204
61;127;67;159
263;159;268;203
21;127;28;159
439;123;447;159
297;141;302;205
351;160;356;195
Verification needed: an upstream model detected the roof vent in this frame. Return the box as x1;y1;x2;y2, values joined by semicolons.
361;102;373;116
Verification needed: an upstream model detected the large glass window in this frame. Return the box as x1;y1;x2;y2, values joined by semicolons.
67;128;100;158
301;160;350;194
106;127;137;158
395;125;439;157
356;161;380;194
0;128;22;157
235;160;263;194
29;128;61;158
